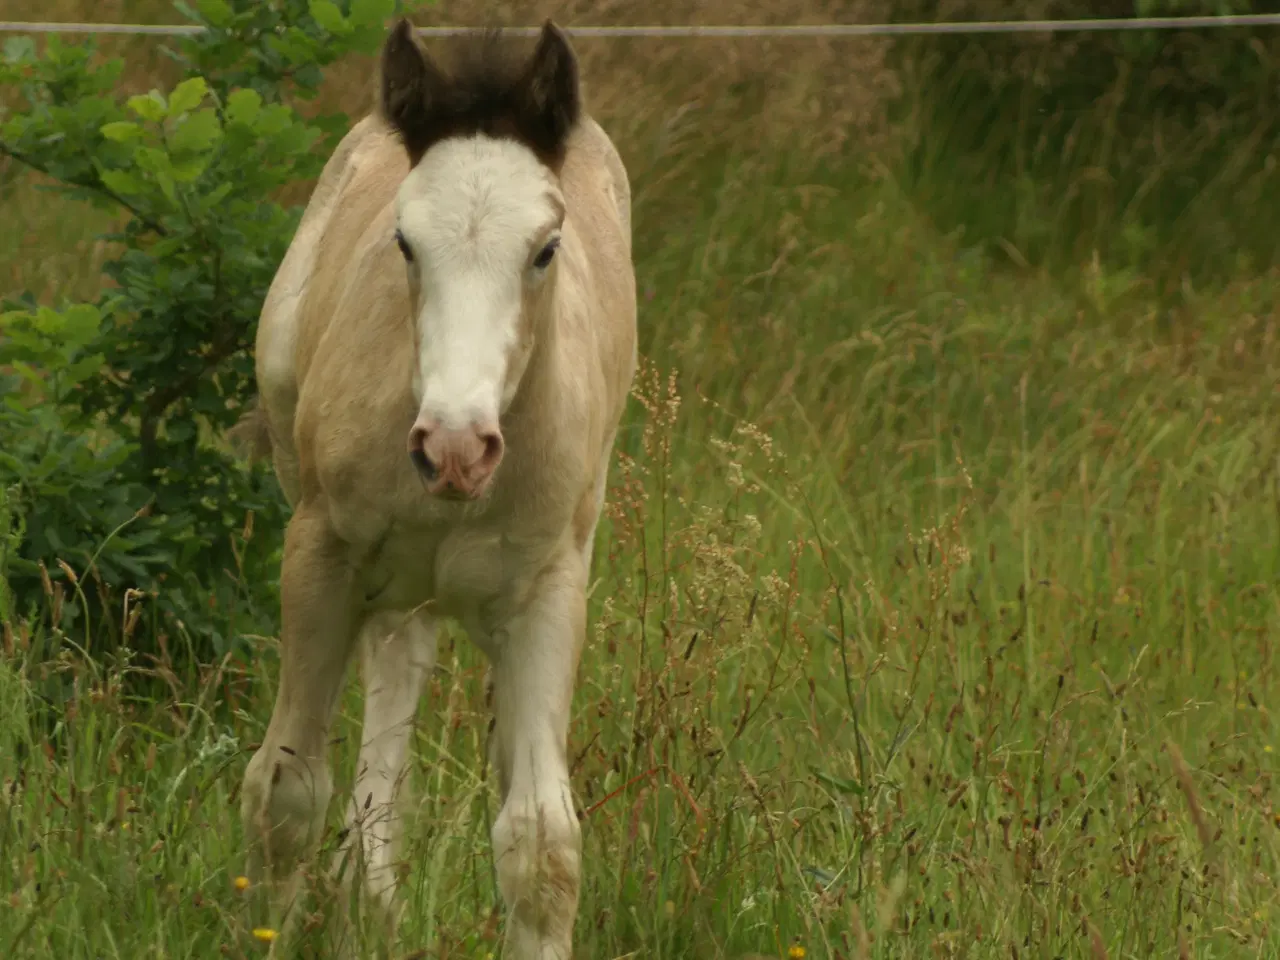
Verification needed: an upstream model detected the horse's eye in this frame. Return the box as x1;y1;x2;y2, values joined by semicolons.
532;237;560;270
395;229;414;262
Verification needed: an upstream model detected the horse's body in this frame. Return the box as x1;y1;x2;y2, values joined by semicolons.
236;20;637;958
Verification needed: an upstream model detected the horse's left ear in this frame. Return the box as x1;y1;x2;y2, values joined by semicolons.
380;18;447;161
519;20;581;156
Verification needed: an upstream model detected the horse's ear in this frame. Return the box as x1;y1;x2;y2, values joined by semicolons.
519;21;580;156
379;18;444;160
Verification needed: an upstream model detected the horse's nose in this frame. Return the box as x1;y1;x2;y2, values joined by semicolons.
408;418;504;499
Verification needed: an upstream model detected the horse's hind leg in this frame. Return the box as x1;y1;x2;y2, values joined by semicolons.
240;504;358;932
334;608;437;937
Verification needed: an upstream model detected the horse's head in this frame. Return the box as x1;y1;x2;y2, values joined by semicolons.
379;18;580;499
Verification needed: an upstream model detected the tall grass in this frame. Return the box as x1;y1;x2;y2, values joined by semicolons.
3;2;1280;958
889;3;1280;284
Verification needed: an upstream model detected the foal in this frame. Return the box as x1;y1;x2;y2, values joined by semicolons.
236;18;637;958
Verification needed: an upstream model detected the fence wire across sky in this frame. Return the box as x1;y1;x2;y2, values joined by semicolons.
3;14;1280;38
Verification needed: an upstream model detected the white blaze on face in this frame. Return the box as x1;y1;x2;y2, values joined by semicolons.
394;135;563;433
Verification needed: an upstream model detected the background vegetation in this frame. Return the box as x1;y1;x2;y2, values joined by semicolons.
1;1;1278;957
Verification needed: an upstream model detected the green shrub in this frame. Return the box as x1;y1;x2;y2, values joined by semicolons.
0;0;423;669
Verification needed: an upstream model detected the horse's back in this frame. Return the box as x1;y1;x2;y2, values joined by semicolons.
558;116;639;444
575;116;632;249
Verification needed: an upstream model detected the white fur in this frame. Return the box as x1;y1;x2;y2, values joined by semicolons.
396;136;563;431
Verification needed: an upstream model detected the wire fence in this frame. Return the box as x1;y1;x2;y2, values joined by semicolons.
2;14;1280;39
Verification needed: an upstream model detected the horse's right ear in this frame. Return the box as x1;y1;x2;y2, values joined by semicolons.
379;18;444;161
517;21;580;158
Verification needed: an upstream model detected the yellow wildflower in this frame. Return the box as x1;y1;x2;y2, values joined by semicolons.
233;875;250;892
253;928;278;943
788;946;806;959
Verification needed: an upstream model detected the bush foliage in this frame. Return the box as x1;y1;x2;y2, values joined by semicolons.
0;0;419;667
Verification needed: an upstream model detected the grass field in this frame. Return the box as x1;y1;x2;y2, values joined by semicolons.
3;3;1280;958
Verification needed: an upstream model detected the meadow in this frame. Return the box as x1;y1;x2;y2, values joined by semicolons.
2;2;1280;958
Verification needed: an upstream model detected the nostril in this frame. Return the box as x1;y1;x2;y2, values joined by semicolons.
478;430;504;468
408;425;437;480
409;446;437;481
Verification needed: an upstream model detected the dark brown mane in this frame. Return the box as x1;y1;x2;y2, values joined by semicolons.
379;19;582;168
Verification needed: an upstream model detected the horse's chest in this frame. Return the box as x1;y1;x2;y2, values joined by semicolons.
359;524;508;619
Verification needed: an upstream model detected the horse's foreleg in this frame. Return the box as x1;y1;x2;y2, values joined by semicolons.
487;552;587;960
240;505;358;930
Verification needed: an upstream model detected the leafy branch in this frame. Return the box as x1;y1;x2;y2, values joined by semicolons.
0;0;419;666
0;140;170;237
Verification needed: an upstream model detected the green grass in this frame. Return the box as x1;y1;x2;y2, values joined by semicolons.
4;16;1280;960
